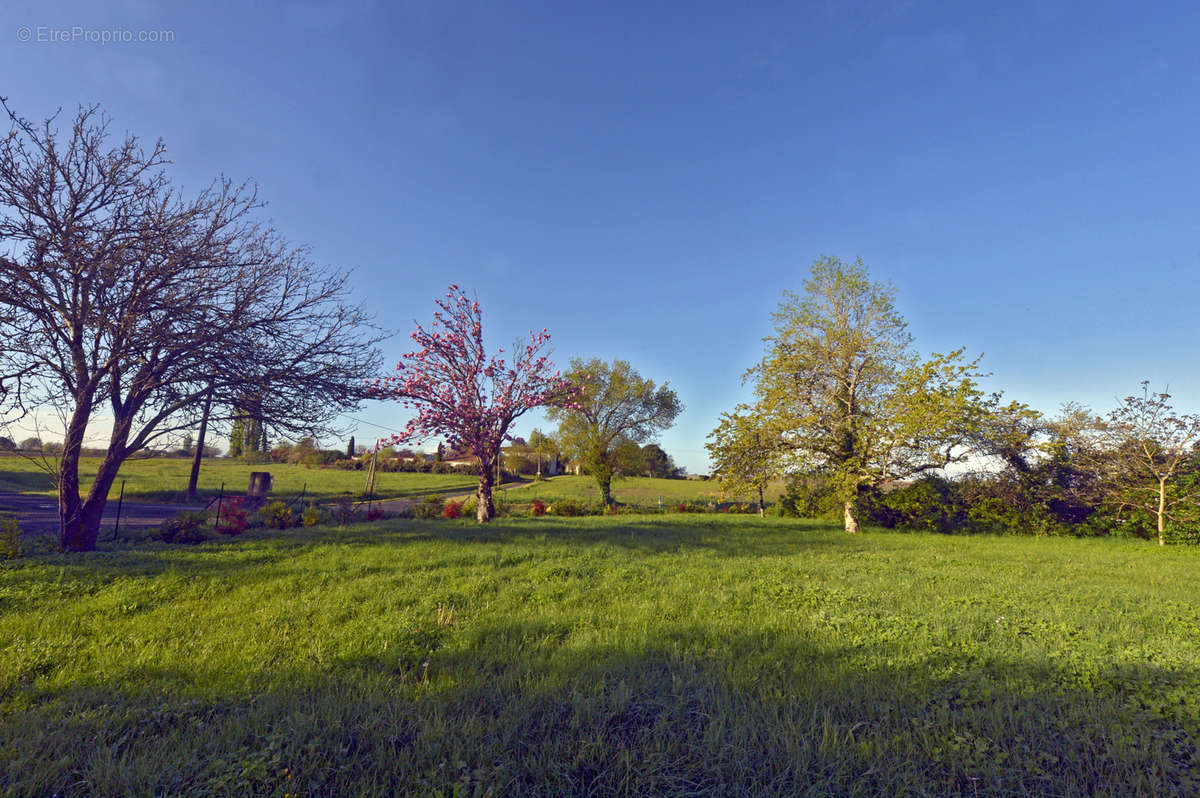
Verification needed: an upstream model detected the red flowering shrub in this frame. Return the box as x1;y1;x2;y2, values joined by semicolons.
214;497;249;535
443;500;462;519
530;499;547;517
366;506;385;521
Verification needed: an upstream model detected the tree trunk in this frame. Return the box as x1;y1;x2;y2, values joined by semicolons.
58;400;94;551
186;389;213;502
843;499;860;534
476;464;495;523
758;484;765;517
598;473;613;506
1157;477;1167;547
78;448;127;548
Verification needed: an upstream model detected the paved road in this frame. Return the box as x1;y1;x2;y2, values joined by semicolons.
0;492;204;537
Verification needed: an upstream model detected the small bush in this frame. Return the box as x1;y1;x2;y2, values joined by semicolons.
331;494;357;525
549;498;596;517
530;498;547;517
156;511;209;544
0;513;20;560
777;473;838;518
261;500;293;530
414;494;444;519
301;504;327;527
214;497;249;535
442;500;462;519
366;506;385;522
461;496;478;519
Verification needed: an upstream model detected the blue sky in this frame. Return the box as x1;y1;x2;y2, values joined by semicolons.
3;1;1200;472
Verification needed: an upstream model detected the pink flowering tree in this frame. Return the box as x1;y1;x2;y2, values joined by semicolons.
372;286;577;522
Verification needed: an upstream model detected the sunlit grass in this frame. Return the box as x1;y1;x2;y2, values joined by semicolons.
2;516;1198;794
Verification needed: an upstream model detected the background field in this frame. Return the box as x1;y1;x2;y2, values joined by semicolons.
0;454;478;502
505;474;784;508
2;516;1198;795
0;456;779;509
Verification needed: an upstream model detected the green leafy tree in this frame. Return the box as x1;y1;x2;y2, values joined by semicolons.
641;443;682;478
706;404;781;515
1100;383;1200;546
228;418;245;458
748;256;989;533
547;358;682;506
528;428;558;477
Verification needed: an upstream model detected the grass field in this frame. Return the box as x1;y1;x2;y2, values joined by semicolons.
0;454;478;502
2;516;1198;795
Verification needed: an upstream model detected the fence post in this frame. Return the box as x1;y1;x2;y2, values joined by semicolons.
111;480;125;541
215;481;225;530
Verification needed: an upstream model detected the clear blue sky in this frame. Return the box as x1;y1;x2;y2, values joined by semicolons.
4;1;1200;472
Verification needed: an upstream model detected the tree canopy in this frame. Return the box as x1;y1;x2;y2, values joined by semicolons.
372;286;575;522
547;358;682;505
746;256;989;532
0;102;382;550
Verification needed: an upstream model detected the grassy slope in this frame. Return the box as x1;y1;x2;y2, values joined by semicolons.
2;517;1199;795
0;455;478;502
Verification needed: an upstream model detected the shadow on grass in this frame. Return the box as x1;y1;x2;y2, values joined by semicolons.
10;516;845;584
3;620;1197;796
335;514;846;559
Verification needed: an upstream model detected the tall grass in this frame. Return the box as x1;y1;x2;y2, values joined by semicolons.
2;516;1198;795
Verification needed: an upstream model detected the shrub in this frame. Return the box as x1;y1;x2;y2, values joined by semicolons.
460;495;478;519
301;504;327;527
261;500;294;530
0;513;20;560
530;498;547;517
366;506;385;522
869;477;966;533
442;500;462;519
331;494;357;525
214;497;249;535
156;511;209;544
414;494;444;519
549;498;595;517
777;473;838;518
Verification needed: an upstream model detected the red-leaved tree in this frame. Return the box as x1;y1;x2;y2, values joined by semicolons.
373;286;576;522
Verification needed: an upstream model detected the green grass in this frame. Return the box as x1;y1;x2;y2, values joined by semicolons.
2;516;1199;795
0;454;478;502
508;474;782;507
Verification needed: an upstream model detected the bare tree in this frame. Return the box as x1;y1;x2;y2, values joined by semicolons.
1101;383;1200;546
0;101;382;550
